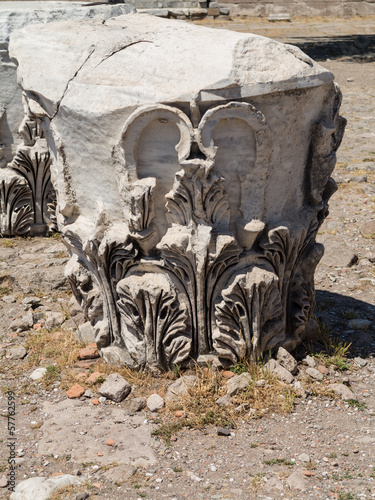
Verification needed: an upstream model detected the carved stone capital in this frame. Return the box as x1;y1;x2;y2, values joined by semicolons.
10;14;345;370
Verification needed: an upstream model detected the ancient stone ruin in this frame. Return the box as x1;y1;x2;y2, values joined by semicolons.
0;1;134;236
9;14;346;371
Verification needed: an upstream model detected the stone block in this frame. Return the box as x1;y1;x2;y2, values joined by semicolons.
29;367;47;381
74;322;96;344
305;367;323;381
10;475;81;500
329;383;357;401
10;14;345;371
207;7;220;15
267;13;291;21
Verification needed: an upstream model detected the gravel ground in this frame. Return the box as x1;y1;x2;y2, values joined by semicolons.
0;16;374;500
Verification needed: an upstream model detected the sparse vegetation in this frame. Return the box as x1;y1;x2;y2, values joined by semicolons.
0;274;12;298
0;238;15;248
263;458;294;467
150;359;296;443
43;365;61;387
309;319;351;371
347;400;367;411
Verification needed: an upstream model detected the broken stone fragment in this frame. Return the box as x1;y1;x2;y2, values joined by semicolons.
216;394;232;406
9;474;81;500
165;375;197;402
74;322;95;344
22;296;42;310
329;383;357;401
298;453;310;462
303;355;316;368
353;357;367;367
8;345;27;360
217;427;231;436
226;372;252;396
276;347;298;375
66;385;85;399
44;311;65;330
98;373;131;402
265;359;294;384
29;367;47;380
78;343;100;360
123;397;147;413
305;367;324;381
147;394;165;412
10;313;33;332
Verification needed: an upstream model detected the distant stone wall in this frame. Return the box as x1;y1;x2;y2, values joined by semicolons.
130;0;375;18
129;0;205;9
216;0;375;17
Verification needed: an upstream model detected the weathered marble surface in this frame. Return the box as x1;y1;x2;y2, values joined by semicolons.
0;1;134;235
10;14;345;370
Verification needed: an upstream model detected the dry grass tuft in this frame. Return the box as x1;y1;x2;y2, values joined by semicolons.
49;482;93;500
25;328;82;390
0;273;12;298
305;318;351;371
153;360;296;443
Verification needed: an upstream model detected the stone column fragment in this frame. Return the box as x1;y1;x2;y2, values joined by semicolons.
0;1;135;236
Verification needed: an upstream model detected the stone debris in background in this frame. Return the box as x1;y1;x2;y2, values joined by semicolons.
29;367;47;380
226;373;252;396
276;346;298;375
165;375;197;402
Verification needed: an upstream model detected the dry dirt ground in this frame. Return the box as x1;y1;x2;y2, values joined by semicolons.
0;16;375;500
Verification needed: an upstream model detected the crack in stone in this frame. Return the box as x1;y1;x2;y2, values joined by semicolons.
52;41;154;119
52;47;96;119
93;40;154;69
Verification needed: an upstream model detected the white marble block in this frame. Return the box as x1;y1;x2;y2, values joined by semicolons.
10;14;345;370
0;1;134;236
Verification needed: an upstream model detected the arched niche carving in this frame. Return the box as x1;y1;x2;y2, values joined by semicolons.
117;105;194;239
197;102;273;248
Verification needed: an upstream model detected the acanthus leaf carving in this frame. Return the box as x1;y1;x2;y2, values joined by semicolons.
1;108;57;236
213;265;284;363
0;172;34;235
117;270;192;370
64;211;139;349
165;160;230;229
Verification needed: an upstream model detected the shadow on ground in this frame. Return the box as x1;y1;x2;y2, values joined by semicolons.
289;34;375;60
314;289;375;357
